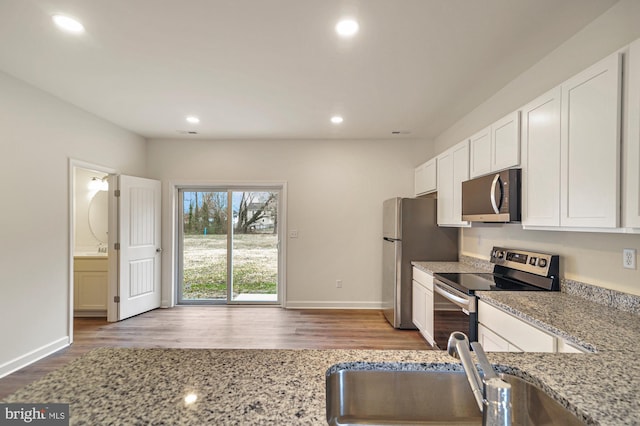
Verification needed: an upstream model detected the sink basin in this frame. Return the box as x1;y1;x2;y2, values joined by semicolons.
326;367;584;425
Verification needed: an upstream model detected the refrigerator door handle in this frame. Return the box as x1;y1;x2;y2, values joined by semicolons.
383;237;400;242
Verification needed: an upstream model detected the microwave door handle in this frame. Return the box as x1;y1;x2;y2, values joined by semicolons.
490;174;503;214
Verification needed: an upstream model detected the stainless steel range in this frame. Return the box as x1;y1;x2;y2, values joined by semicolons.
432;247;559;349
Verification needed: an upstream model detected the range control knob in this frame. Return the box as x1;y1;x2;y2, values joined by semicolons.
538;258;548;268
529;257;537;265
497;251;505;259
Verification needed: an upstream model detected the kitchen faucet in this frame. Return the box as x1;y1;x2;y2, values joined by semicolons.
447;331;512;426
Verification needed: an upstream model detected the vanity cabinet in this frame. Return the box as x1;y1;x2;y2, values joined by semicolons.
469;111;520;179
436;140;470;227
412;267;435;346
74;257;108;316
414;158;437;196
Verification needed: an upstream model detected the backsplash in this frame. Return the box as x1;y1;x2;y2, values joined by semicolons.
459;255;493;272
459;255;640;315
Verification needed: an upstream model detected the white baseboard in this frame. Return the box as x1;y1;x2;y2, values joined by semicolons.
284;301;384;309
0;336;69;379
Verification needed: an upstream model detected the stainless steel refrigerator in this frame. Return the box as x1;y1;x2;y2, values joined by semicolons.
382;197;458;329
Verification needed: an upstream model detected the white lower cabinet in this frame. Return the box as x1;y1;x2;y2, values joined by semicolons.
412;267;435;346
74;257;108;316
477;324;522;353
478;300;556;352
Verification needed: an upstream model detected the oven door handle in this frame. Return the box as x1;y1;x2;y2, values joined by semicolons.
434;282;470;309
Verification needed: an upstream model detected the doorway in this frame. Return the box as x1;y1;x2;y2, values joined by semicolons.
177;186;283;305
69;160;118;343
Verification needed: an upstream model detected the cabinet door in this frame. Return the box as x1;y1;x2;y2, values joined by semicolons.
478;324;521;352
412;280;427;331
469;126;491;178
437;140;470;226
478;301;556;352
491;111;520;172
436;150;454;225
560;52;622;228
415;159;437;196
424;285;434;346
76;271;108;310
521;87;562;227
624;38;640;228
451;140;470;225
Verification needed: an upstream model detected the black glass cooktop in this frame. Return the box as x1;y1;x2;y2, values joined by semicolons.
434;272;547;295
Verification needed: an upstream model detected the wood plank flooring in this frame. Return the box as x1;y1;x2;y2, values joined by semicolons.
0;306;433;399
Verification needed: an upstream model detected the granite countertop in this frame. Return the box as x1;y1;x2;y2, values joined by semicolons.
4;283;640;425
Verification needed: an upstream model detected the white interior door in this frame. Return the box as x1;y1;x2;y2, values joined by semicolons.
113;175;162;320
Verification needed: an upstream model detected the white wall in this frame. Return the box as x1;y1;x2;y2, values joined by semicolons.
147;138;421;307
431;0;640;296
0;70;147;376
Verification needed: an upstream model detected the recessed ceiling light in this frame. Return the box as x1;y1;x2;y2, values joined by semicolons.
186;116;200;124
331;116;344;124
335;19;359;38
52;15;85;33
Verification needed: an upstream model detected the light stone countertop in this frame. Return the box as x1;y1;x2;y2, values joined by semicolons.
4;261;640;425
411;260;490;274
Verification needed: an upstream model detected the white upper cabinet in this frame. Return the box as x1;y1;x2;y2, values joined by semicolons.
491;111;521;171
469;126;491;178
560;51;622;228
469;111;520;179
623;38;640;228
437;140;470;227
521;87;562;227
414;158;437;196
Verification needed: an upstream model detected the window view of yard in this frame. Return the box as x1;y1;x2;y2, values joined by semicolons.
180;190;278;302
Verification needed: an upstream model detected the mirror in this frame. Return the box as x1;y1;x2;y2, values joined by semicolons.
88;190;108;243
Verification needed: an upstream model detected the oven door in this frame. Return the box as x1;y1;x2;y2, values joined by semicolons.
433;280;477;349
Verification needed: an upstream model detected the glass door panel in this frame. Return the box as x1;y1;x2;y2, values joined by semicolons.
179;190;228;303
230;191;279;302
178;187;281;305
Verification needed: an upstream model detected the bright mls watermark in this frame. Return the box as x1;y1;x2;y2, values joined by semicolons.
0;404;69;425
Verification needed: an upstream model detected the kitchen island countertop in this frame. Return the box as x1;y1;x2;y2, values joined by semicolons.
4;289;640;425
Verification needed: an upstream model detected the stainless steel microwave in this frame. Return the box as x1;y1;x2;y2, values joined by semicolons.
462;169;521;222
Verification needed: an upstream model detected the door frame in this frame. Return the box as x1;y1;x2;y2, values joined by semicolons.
166;180;288;308
68;159;118;343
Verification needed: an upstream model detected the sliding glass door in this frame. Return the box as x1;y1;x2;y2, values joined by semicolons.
177;188;281;304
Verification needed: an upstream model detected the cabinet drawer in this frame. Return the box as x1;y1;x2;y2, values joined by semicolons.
412;267;433;290
478;301;555;352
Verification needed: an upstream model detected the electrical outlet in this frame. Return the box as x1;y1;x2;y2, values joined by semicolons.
623;248;636;270
289;230;298;239
336;280;342;288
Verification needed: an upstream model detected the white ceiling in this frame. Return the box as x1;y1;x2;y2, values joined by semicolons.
0;0;619;140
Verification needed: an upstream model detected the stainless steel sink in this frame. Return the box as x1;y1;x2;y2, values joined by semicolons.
326;367;585;425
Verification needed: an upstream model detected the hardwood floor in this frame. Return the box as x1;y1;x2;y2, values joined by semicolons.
0;306;433;399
